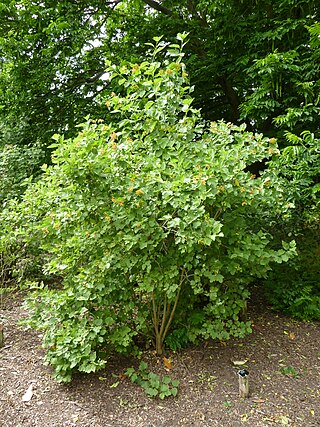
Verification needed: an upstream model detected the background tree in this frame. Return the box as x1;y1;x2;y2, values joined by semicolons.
1;0;319;149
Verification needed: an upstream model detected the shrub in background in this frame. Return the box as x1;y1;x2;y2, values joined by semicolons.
0;127;46;287
265;131;320;319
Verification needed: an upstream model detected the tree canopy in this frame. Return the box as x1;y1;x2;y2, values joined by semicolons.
1;0;319;147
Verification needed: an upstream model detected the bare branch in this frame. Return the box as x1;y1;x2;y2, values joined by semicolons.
105;0;173;15
187;0;207;26
106;0;122;7
142;0;173;16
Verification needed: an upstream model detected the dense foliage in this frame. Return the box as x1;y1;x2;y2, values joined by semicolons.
2;41;296;381
265;225;320;320
1;1;319;147
264;130;320;319
0;0;319;381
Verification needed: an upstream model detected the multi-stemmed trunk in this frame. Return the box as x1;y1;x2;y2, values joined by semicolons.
151;268;185;355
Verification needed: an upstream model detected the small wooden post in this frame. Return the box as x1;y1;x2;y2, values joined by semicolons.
238;369;249;398
0;324;4;348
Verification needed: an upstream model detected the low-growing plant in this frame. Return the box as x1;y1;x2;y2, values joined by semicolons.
223;400;233;409
126;361;179;399
0;35;296;382
280;365;300;379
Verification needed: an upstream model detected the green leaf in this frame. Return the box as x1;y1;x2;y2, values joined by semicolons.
162;376;171;384
145;387;158;397
171;387;178;397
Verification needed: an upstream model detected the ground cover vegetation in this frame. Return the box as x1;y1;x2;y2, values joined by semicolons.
0;0;319;383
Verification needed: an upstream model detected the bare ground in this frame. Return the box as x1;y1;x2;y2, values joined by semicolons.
0;290;319;427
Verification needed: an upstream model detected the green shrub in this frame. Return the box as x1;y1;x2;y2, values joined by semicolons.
0;139;46;287
2;36;296;381
0;143;45;203
265;128;320;320
265;222;320;320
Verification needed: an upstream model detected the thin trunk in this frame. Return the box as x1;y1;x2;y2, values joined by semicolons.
152;269;186;355
152;292;161;353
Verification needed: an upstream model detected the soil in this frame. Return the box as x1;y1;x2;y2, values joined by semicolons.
0;289;319;427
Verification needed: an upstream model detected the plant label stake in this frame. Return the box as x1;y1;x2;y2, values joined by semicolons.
238;369;249;398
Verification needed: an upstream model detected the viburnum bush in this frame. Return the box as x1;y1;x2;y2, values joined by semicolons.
5;36;296;382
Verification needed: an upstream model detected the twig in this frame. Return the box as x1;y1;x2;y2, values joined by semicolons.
0;345;12;351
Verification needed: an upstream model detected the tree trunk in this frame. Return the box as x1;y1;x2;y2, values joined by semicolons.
218;76;240;123
155;335;163;356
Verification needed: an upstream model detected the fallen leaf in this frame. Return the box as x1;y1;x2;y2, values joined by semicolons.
22;384;34;402
163;356;172;370
288;332;296;341
163;356;173;370
232;359;248;366
252;398;265;404
277;415;290;425
241;413;249;422
110;381;119;388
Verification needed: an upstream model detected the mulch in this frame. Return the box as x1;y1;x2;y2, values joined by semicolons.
0;290;319;427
